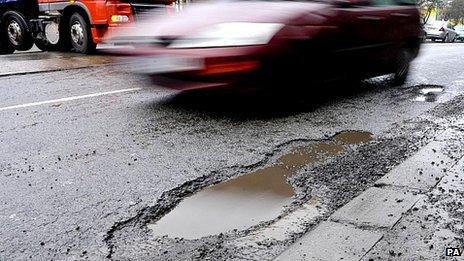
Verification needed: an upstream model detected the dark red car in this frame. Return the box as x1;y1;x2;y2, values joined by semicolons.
108;0;421;91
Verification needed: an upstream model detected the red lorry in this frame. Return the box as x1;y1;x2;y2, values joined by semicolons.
0;0;175;54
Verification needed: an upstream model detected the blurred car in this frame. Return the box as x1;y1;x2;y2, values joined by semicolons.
424;20;457;42
420;23;427;42
108;0;422;91
455;26;464;42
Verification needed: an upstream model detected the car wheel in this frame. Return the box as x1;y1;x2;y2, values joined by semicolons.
393;49;411;86
431;38;436;42
443;34;449;43
68;12;96;54
1;11;34;51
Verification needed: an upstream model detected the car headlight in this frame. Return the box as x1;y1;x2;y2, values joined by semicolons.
168;22;284;49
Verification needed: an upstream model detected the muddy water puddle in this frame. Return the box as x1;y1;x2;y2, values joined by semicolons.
413;85;444;102
148;131;373;240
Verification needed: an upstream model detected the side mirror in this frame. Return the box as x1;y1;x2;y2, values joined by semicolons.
333;0;371;7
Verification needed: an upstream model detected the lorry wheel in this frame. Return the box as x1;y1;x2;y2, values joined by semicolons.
0;37;15;54
68;13;96;54
1;11;34;51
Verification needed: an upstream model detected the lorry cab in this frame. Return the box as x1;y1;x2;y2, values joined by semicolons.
0;0;175;54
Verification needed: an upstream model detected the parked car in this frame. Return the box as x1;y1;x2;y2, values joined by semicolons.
108;0;422;91
455;26;464;42
424;20;458;42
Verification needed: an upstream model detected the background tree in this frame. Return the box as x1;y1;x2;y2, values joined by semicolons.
419;0;446;24
445;0;464;24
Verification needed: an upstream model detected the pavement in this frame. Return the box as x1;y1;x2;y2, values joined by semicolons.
278;127;464;261
0;43;463;260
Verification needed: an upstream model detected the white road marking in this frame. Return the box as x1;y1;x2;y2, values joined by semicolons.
0;88;142;112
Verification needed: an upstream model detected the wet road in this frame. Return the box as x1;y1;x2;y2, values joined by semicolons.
1;43;463;260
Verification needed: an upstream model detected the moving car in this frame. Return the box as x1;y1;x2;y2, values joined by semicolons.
108;0;422;91
424;20;457;42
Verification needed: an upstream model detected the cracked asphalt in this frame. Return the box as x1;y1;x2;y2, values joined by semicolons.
1;43;464;260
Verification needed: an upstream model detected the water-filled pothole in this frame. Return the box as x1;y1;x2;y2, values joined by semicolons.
413;85;444;102
148;131;373;240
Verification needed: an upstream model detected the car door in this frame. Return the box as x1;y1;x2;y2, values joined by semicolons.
388;0;420;44
447;23;457;40
334;0;395;76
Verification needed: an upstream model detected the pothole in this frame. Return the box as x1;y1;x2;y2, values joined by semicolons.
413;85;444;102
148;131;373;240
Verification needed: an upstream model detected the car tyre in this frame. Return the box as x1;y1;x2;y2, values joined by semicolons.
443;34;449;43
68;12;96;54
1;11;34;51
393;49;411;86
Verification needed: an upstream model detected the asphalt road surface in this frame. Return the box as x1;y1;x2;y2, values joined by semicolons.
1;43;463;260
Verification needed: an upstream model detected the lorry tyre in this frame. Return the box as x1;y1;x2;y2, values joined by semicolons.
0;37;15;54
68;13;96;54
1;11;34;51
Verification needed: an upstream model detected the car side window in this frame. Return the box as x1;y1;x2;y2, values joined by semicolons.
372;0;417;6
371;0;396;6
393;0;417;5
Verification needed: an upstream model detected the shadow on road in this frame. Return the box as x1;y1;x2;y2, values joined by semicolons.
154;76;396;120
